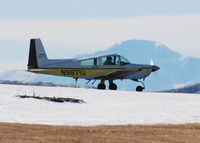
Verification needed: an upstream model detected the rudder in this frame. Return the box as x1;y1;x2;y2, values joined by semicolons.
28;39;38;68
27;39;48;68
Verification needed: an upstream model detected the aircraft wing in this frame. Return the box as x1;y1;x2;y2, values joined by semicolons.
90;65;154;80
93;69;138;80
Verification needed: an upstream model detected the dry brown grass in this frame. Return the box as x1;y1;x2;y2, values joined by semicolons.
0;122;200;143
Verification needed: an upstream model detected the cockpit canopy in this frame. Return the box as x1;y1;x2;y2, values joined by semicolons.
80;55;130;66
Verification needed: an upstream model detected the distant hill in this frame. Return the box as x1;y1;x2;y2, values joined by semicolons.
163;83;200;94
0;40;199;91
0;80;95;89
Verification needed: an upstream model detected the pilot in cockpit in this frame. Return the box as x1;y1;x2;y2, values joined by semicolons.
104;56;115;65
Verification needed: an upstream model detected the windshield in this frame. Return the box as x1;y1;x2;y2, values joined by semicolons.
120;56;130;65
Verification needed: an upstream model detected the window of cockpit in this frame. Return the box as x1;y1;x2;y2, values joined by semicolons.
120;56;130;65
102;56;120;65
81;58;99;66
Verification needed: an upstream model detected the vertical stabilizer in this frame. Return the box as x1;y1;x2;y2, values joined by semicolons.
35;39;48;67
28;39;48;68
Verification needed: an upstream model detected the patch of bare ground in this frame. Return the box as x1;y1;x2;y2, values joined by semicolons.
0;123;200;143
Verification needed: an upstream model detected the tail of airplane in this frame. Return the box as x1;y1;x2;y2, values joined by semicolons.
28;39;48;68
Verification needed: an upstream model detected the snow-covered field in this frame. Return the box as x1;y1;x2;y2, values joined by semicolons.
0;84;200;126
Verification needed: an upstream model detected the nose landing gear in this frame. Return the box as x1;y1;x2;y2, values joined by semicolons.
134;79;145;92
136;85;144;92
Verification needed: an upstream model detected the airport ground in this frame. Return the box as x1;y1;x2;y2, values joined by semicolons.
0;123;200;143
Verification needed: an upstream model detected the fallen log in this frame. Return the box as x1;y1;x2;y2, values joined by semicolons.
16;94;85;103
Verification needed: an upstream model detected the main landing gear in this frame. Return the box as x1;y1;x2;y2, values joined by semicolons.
109;80;117;90
97;80;117;90
97;80;106;90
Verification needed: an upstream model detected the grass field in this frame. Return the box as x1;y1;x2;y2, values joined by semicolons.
0;123;200;143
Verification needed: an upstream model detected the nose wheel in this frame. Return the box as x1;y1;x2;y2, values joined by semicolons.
135;80;145;92
136;86;144;92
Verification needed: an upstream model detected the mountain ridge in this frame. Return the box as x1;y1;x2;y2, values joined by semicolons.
163;83;200;94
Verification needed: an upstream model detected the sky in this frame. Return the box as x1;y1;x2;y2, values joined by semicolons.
0;0;200;69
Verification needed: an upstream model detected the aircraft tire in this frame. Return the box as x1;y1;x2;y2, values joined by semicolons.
136;86;143;92
109;83;117;90
97;84;106;90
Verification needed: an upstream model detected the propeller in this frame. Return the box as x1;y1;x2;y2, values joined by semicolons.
150;57;160;72
150;57;154;65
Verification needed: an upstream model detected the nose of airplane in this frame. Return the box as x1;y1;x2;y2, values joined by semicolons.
152;65;160;72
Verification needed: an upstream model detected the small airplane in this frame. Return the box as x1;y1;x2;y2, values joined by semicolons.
27;38;160;91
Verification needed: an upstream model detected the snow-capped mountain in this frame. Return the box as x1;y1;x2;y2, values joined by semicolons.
0;40;199;91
